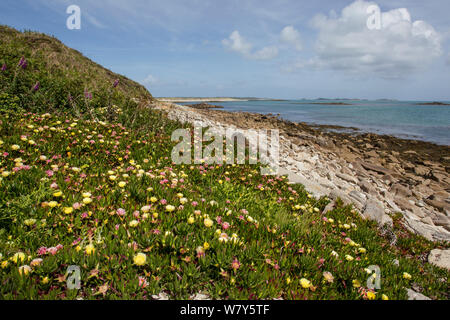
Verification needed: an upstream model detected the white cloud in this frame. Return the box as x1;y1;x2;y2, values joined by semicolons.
280;26;302;51
252;46;279;60
222;31;253;56
222;30;278;60
143;74;158;85
295;0;442;78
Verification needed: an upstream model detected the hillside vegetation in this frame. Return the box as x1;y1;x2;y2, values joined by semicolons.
0;26;448;300
0;25;152;115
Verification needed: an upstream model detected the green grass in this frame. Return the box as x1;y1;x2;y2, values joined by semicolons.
0;25;448;300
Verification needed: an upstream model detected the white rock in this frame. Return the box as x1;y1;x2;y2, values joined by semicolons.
428;249;450;271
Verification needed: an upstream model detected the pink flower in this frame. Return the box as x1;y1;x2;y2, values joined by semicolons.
222;222;230;230
47;247;58;255
81;212;88;219
191;201;198;207
216;216;223;224
46;170;54;177
115;224;120;230
138;276;148;288
116;208;126;216
56;244;63;250
73;202;82;210
231;258;241;270
133;211;140;218
50;182;58;189
160;199;167;205
37;247;47;255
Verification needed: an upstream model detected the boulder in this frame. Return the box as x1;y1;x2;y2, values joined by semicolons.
406;289;431;300
428;249;450;271
390;183;412;198
362;198;393;228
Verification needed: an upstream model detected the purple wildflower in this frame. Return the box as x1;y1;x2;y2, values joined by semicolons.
32;81;40;92
113;79;119;88
18;57;27;69
1;64;6;71
84;90;92;100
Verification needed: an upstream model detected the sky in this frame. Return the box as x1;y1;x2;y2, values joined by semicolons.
1;0;450;100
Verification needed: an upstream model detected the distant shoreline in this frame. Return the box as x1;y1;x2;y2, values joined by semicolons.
156;97;285;102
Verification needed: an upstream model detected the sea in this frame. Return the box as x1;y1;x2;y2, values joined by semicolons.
183;100;450;146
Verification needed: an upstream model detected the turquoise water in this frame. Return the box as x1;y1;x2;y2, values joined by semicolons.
184;100;450;146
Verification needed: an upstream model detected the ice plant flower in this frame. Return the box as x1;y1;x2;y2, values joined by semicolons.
18;265;32;276
323;271;334;283
12;252;26;263
231;258;240;270
133;253;147;266
300;278;311;289
85;244;95;255
403;272;412;280
204;218;213;228
165;205;175;212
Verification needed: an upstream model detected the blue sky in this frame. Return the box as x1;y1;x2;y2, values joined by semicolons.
1;0;450;100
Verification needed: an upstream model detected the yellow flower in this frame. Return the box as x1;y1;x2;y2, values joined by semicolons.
366;291;376;300
118;181;127;188
358;247;367;254
286;277;291;284
1;171;10;178
403;272;412;280
53;191;63;197
1;261;9;268
85;244;95;255
82;192;92;198
180;197;188;204
48;201;58;208
165;205;175;212
129;220;139;227
300;278;311;289
109;175;117;181
24;218;36;226
133;253;147;266
75;245;82;252
345;254;354;261
152;212;158;219
83;197;92;204
41;277;50;284
12;252;26;263
187;216;195;224
63;207;73;214
150;197;157;203
141;205;151;213
204;218;213;228
18;265;32;276
382;294;389;300
323;271;334;283
352;279;361;288
203;242;210;250
11;144;20;151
